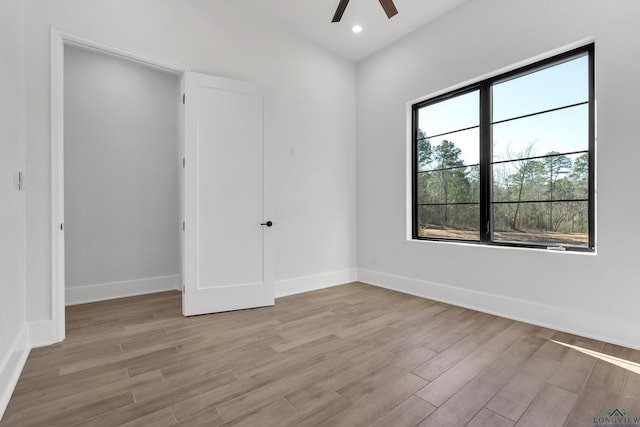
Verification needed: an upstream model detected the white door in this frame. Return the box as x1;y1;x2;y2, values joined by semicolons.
182;71;275;316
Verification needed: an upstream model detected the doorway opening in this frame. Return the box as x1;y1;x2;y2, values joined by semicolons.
51;31;276;344
51;30;189;342
63;45;181;306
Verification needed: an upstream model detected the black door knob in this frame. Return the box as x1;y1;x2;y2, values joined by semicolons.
261;221;273;227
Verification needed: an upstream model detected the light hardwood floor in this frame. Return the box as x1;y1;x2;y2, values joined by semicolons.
2;282;639;426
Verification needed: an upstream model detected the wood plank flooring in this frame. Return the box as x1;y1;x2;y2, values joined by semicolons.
2;282;639;426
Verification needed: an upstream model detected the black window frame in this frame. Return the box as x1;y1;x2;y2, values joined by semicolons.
411;43;595;252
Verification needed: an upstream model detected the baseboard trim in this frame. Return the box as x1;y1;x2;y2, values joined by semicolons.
66;275;180;306
29;320;55;348
0;325;29;422
358;268;640;350
275;268;357;298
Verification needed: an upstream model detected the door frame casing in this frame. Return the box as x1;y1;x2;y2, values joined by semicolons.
50;29;190;343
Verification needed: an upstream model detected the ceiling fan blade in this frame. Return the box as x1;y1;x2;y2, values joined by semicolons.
378;0;398;19
332;0;350;23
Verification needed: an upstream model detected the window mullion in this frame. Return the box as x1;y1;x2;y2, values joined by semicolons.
479;81;492;243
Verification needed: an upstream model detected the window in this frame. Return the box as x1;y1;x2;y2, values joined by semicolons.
412;44;594;251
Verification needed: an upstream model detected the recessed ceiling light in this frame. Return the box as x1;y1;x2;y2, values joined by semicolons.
352;25;363;34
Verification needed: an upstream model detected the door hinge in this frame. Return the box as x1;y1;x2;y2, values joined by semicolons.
182;94;185;104
486;221;491;234
182;157;185;168
182;221;185;231
182;284;185;292
15;171;24;191
60;223;64;231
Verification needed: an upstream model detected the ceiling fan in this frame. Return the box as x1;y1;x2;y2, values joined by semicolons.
332;0;398;23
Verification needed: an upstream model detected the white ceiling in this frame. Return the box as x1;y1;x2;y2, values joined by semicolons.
233;0;470;62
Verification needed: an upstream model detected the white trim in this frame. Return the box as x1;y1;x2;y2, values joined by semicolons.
358;268;640;351
0;325;29;422
29;320;55;348
53;30;188;75
405;99;413;241
275;268;357;298
50;27;65;343
66;275;181;306
50;28;190;343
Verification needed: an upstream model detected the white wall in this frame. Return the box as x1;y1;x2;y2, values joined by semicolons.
23;0;357;330
356;0;640;349
0;0;29;417
64;46;180;305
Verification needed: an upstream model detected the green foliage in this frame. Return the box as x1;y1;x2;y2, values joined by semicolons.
416;130;432;170
417;138;477;230
492;148;589;235
417;135;589;240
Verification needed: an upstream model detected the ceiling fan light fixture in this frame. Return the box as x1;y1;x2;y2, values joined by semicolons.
352;25;363;33
332;0;398;23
